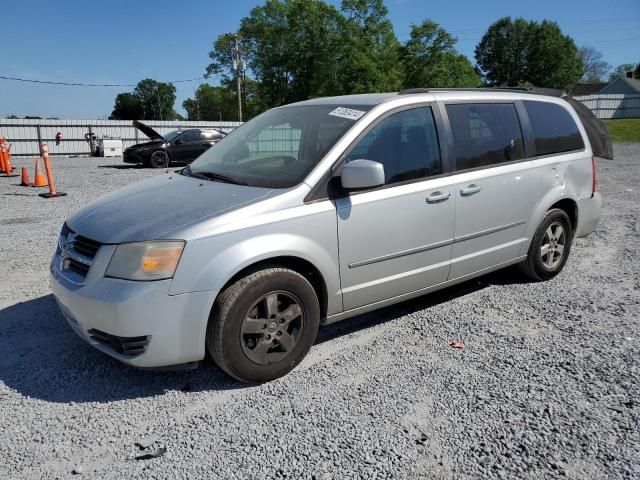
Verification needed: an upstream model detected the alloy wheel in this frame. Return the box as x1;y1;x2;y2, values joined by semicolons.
540;221;566;269
240;291;304;365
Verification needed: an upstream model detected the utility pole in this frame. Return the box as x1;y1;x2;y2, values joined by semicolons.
195;86;200;121
231;33;244;122
156;85;163;121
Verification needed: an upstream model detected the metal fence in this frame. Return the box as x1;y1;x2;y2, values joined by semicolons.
574;94;640;119
0;119;243;156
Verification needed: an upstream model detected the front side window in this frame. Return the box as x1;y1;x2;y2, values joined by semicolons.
345;106;442;185
524;100;584;156
446;103;525;171
163;130;181;142
181;131;202;143
188;105;370;188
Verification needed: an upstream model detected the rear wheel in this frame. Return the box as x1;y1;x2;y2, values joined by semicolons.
149;150;169;168
207;268;320;383
518;208;573;281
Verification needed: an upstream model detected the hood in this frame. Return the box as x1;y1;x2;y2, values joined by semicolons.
66;174;273;244
133;120;163;140
126;139;163;150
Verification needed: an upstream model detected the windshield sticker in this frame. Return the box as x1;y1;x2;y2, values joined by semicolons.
329;107;366;121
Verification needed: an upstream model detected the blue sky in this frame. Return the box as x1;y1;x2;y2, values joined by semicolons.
1;0;638;119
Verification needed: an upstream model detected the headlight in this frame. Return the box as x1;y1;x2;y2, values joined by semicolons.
105;241;185;281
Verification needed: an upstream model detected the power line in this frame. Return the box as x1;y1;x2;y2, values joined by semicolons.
0;75;205;87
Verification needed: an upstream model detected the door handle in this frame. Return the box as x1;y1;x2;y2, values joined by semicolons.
426;191;451;204
460;184;482;196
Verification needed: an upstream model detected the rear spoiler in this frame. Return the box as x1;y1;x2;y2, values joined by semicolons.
564;97;613;160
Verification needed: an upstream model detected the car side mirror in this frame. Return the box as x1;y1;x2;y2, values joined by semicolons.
340;159;385;190
174;138;183;145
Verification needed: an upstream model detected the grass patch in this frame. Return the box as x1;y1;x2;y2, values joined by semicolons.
603;119;640;143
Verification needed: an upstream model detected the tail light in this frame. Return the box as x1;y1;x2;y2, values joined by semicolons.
591;156;596;197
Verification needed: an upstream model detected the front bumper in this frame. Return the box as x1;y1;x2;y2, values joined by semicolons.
575;192;602;238
123;151;145;164
49;247;216;368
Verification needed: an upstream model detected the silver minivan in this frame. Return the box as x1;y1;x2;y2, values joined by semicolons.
50;89;610;382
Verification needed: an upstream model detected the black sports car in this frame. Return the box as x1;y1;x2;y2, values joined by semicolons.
123;121;225;168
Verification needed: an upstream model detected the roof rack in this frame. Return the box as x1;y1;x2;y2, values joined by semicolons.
398;87;565;97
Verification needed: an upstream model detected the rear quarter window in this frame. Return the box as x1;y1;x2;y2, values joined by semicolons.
202;130;224;141
524;100;584;156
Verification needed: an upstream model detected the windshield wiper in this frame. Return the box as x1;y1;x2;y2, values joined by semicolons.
181;165;248;185
181;165;208;180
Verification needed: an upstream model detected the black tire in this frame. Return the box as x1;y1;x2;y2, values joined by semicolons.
149;150;169;168
518;208;573;281
207;267;320;383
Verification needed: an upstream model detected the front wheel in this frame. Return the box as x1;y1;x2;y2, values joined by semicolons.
149;150;170;168
207;268;320;383
518;208;573;281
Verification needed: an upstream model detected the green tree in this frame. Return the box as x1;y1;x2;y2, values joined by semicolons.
527;20;583;88
401;20;480;88
475;17;582;89
134;79;177;120
109;92;144;120
183;83;237;121
207;0;405;109
208;0;345;108
183;79;263;121
110;79;177;120
474;17;532;87
338;0;403;93
608;63;638;81
237;77;264;119
206;34;236;83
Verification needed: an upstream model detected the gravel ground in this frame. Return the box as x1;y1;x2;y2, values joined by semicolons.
0;147;639;479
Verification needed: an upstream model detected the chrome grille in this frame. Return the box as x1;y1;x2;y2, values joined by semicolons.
72;236;101;258
56;224;102;284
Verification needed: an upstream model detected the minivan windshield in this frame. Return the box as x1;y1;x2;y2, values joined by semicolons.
186;104;371;188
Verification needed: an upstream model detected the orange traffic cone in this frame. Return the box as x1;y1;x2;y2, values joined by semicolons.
20;167;31;186
0;138;6;167
38;143;66;198
0;144;7;174
33;157;48;187
2;145;18;177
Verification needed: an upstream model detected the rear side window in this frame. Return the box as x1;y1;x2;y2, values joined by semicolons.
524;101;584;156
446;103;525;171
202;130;224;141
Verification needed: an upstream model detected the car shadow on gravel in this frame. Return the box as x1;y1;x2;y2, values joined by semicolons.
316;266;533;344
0;295;245;404
0;268;531;404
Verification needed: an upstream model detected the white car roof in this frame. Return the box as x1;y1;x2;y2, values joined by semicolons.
290;88;565;108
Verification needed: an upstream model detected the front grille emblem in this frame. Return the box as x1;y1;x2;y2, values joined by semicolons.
59;232;77;271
